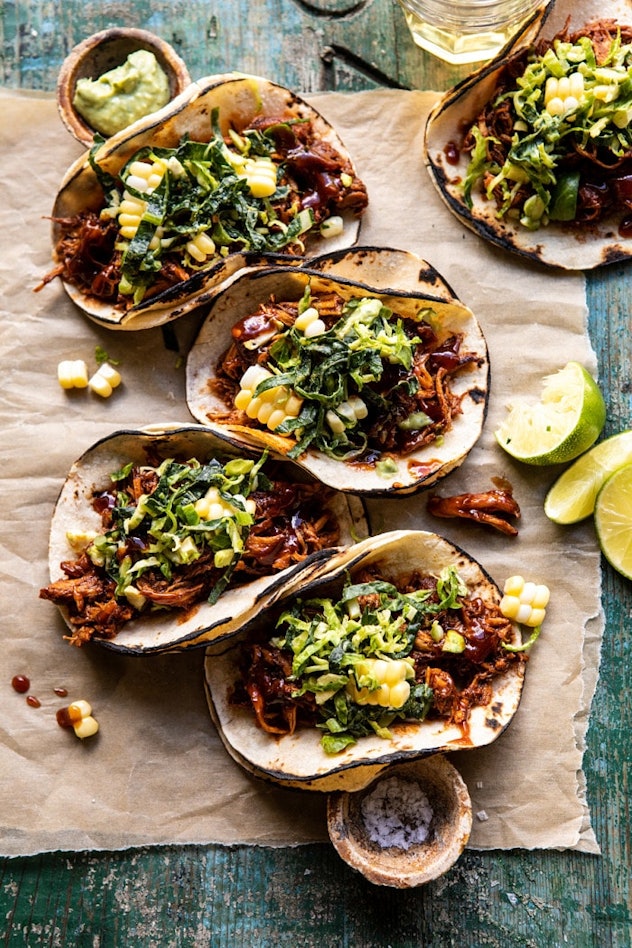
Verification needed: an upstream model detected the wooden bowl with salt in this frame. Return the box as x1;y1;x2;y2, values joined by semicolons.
327;755;472;887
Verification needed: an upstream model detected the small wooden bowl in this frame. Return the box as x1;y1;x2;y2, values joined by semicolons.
327;756;472;888
57;28;191;146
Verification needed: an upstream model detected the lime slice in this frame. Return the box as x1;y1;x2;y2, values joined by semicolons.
495;362;606;466
594;464;632;579
544;429;632;524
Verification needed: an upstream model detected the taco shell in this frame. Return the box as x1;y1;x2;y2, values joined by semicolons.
44;425;368;654
51;73;366;329
424;0;632;270
185;247;489;496
204;529;526;792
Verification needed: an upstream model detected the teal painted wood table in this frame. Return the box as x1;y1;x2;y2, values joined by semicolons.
1;2;630;945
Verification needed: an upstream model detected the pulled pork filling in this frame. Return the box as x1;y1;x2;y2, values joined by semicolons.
39;454;341;646
207;287;481;463
231;564;526;754
40;110;368;309
461;19;632;234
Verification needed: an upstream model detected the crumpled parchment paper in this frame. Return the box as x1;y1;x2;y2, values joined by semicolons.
0;88;601;856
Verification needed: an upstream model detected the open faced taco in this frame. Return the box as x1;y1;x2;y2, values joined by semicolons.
40;73;368;329
185;248;489;496
424;0;632;269
39;425;368;654
204;530;528;791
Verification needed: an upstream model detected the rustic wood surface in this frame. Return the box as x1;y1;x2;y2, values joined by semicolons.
1;1;631;946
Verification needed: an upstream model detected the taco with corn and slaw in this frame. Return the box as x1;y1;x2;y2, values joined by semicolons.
39;426;367;654
424;1;632;269
204;530;529;791
40;73;368;329
186;248;489;496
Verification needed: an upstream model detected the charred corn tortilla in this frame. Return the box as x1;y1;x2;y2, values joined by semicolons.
47;73;368;329
41;425;368;655
204;530;526;791
424;0;632;270
185;247;489;496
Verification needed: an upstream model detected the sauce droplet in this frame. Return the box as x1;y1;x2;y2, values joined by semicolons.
11;674;30;694
26;695;41;708
444;141;460;165
54;687;68;697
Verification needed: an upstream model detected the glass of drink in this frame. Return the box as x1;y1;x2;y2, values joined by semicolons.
396;0;548;65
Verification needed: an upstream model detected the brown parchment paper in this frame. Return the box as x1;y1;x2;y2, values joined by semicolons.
0;88;602;857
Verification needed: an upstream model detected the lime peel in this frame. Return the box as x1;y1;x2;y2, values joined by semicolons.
594;463;632;580
495;362;606;466
545;429;632;524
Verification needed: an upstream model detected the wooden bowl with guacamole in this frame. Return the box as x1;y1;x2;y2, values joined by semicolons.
57;27;191;146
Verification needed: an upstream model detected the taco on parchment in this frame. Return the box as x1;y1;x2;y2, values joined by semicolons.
40;73;368;329
424;0;632;269
185;247;489;496
39;425;368;654
204;529;528;792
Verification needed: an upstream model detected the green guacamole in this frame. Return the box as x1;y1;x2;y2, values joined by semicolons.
73;49;170;137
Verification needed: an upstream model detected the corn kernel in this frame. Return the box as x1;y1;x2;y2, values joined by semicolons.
295;307;320;331
74;716;99;739
126;173;150;193
256;402;275;424
58;359;89;390
500;575;550;627
57;699;100;740
546;97;565;116
304;318;326;338
267;408;287;430
241;365;273;390
234;389;253;410
69;699;93;720
89;363;121;398
326;410;346;435
118;213;142;228
320;215;344;239
347;657;412;709
245;395;263;419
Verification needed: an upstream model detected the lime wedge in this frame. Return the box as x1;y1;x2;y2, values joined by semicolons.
495;362;606;466
544;429;632;524
594;464;632;580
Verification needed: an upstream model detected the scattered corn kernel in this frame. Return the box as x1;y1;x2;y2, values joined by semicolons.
186;231;216;263
500;575;550;627
56;699;99;739
326;396;368;434
241;156;277;197
89;362;122;398
294;306;327;338
58;359;89;390
347;658;413;709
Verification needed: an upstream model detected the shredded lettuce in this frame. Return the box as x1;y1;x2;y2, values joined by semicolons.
87;452;268;606
269;566;467;753
255;288;427;461
463;29;632;229
100;109;323;302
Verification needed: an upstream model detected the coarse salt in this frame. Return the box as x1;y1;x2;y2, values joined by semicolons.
360;775;433;850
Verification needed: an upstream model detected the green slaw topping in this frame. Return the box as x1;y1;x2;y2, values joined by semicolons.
463;28;632;230
253;288;431;461
270;566;467;754
86;453;267;607
94;109;316;304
